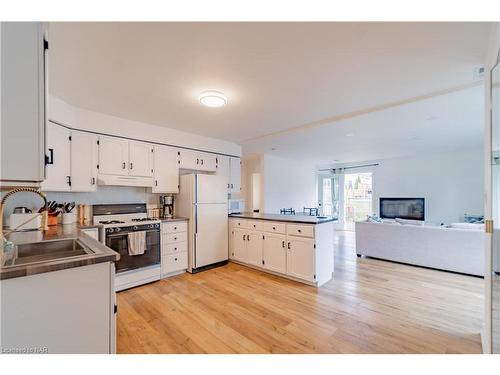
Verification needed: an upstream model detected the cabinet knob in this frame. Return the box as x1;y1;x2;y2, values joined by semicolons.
298;229;301;233
273;226;276;230
174;227;177;230
175;258;178;261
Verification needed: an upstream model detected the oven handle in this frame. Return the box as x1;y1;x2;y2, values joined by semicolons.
106;229;160;238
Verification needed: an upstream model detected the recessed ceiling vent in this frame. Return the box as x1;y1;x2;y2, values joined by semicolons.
473;66;485;81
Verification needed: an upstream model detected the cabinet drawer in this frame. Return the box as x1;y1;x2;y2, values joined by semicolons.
262;221;286;234
162;241;187;255
162;252;188;274
162;221;187;234
163;232;187;244
247;220;265;231
229;218;247;229
287;223;314;238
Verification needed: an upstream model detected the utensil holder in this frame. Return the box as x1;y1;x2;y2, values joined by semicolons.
47;215;59;226
62;212;76;225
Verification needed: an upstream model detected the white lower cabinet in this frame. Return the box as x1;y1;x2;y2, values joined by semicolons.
286;236;315;282
262;233;287;274
232;228;248;263
228;218;334;286
161;220;188;277
247;231;264;267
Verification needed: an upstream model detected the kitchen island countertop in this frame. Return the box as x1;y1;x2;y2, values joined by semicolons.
229;212;337;224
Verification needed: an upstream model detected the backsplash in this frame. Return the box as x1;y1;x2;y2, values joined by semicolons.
1;186;162;223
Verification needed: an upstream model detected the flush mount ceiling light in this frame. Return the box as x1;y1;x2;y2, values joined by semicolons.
199;90;227;108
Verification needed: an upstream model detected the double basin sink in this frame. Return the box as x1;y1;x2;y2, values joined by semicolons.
2;238;95;268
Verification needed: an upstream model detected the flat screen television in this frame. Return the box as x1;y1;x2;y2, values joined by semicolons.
379;197;425;221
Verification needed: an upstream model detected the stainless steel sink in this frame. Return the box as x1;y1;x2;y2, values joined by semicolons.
5;239;95;267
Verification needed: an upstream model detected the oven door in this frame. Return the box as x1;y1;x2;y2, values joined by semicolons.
106;229;160;273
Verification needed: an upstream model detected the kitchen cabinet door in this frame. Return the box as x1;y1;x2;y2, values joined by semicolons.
128;141;153;177
262;233;287;274
41;122;71;191
71;131;98;192
1;22;46;183
152;145;179;193
229;157;241;193
98;136;128;176
228;227;236;259
247;230;264;267
198;152;217;172
216;155;231;192
232;228;248;263
287;237;315;282
178;149;199;170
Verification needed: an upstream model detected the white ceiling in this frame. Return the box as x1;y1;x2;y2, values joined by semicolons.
49;22;491;161
243;84;485;164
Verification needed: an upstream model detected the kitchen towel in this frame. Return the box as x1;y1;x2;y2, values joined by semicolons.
127;231;146;256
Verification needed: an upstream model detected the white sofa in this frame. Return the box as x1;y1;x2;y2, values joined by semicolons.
355;221;485;276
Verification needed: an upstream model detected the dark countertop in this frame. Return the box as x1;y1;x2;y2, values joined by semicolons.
228;212;337;225
1;224;119;281
160;217;189;222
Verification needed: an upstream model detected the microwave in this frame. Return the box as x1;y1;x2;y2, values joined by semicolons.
228;199;245;214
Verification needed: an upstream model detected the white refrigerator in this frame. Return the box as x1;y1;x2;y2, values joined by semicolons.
177;174;228;273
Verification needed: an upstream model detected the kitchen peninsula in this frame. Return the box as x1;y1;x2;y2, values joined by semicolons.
228;213;335;286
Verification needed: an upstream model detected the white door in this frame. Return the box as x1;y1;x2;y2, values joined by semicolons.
196;174;229;203
247;230;264;267
232;228;248;263
216;155;231;192
128;141;153;177
41;122;71;191
262;233;287;274
71;131;98;192
194;203;228;268
198;152;217;172
152;145;179;193
229;157;241;193
287;237;315;282
179;149;200;170
98;136;128;176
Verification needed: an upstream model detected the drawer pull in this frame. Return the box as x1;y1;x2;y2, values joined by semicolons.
273;226;276;230
175;258;178;261
298;229;302;233
174;237;177;240
174;247;177;251
174;227;177;230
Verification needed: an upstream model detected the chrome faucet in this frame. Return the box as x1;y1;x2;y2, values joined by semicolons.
0;187;48;252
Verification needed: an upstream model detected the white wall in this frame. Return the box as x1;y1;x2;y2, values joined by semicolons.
371;149;484;225
261;154;317;214
49;96;241;157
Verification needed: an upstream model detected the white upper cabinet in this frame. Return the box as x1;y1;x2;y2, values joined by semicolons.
70;131;98;192
179;149;217;172
216;155;240;193
41;122;71;191
216;155;231;191
229;157;241;193
98;136;129;176
1;22;46;183
152;145;179;193
128;141;153;177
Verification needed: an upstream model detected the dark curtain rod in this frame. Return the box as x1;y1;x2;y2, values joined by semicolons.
318;163;379;172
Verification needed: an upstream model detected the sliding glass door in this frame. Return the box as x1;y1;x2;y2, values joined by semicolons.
343;172;373;231
318;174;340;218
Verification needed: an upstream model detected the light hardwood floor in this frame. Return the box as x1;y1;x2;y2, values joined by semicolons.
116;231;484;354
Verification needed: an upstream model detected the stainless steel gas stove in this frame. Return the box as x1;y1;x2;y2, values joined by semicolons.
93;204;161;291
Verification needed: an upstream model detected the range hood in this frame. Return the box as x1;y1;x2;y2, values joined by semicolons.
97;174;154;188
